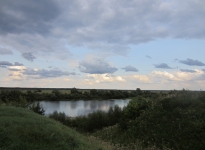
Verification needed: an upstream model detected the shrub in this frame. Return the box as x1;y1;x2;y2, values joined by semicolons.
119;91;205;150
49;105;124;132
49;111;67;124
29;102;45;115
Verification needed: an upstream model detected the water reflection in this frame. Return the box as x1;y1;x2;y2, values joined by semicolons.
40;99;130;117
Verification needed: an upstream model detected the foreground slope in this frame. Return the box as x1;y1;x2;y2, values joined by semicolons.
0;106;112;150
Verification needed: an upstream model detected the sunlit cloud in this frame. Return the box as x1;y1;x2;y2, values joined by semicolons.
85;74;126;84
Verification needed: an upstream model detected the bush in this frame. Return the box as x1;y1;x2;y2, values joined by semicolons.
49;105;124;132
29;102;45;115
50;111;65;122
119;91;205;150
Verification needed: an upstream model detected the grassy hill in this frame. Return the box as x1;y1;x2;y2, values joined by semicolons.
0;106;113;150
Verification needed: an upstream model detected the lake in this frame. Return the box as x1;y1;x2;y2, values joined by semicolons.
40;99;130;117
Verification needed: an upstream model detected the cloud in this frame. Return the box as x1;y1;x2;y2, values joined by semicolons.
145;55;152;59
22;52;36;62
0;61;13;67
0;48;13;55
0;0;205;59
0;0;60;35
79;58;118;74
8;72;24;81
23;68;76;78
180;69;196;73
84;74;126;84
122;65;138;72
151;71;179;81
175;69;204;81
130;75;150;83
151;69;205;83
14;62;24;66
8;66;26;71
154;63;173;69
0;61;23;68
177;58;205;66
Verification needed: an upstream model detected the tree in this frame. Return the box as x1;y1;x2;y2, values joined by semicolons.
29;102;45;115
90;89;98;95
71;88;78;94
136;88;142;95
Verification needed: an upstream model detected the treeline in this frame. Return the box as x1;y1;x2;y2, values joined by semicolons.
0;88;161;102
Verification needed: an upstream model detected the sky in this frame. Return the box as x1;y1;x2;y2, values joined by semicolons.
0;0;205;90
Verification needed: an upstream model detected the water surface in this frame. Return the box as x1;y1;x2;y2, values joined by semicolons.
40;99;130;117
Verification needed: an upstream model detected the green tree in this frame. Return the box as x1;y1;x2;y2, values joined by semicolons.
29;102;45;115
71;88;78;94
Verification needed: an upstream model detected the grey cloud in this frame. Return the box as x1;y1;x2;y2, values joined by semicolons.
0;0;205;59
79;59;118;74
22;52;36;62
177;58;205;66
122;65;139;72
146;55;152;59
8;68;25;71
0;48;13;55
23;68;76;78
58;0;205;44
14;62;24;66
0;61;13;66
0;61;24;68
0;0;60;35
0;34;72;61
180;69;196;73
8;68;23;71
154;63;173;69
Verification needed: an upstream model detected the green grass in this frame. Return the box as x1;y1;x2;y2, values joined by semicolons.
92;125;162;150
0;106;114;150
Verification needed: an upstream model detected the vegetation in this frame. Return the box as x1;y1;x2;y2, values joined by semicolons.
94;91;205;150
0;87;160;101
29;102;45;115
49;90;205;150
1;89;205;150
49;105;123;132
0;95;45;115
0;106;114;150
